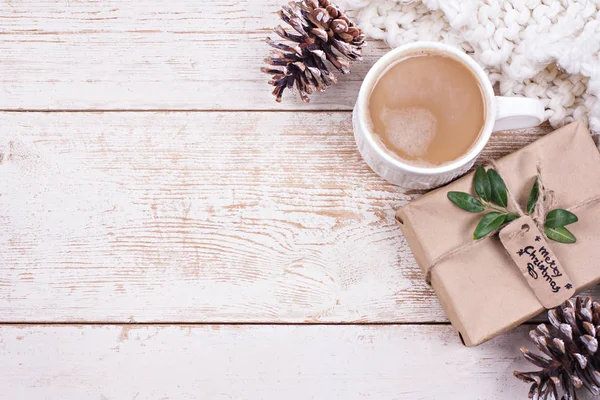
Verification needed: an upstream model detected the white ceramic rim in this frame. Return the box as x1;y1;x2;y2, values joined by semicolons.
356;41;497;176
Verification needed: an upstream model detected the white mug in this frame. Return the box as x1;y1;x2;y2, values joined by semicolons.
352;42;545;190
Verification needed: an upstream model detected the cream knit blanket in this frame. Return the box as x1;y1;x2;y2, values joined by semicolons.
342;0;600;144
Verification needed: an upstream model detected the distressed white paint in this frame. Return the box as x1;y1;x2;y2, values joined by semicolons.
1;111;414;322
2;1;598;398
0;0;389;110
3;324;587;400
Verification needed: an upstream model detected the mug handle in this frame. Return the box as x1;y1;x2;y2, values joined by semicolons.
493;96;546;132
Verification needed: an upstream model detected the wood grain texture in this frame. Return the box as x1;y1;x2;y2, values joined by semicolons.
3;111;596;323
5;323;591;400
0;0;389;110
4;1;599;398
1;111;414;322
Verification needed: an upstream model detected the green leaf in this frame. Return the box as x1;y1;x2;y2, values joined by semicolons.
474;166;491;202
505;213;519;223
447;192;485;213
527;178;539;215
487;169;508;208
473;212;507;240
545;209;579;228
545;226;576;244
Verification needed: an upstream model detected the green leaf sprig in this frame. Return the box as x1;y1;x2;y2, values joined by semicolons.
447;167;518;240
447;167;579;243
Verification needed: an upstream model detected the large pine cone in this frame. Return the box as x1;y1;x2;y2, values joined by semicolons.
262;0;366;102
515;297;600;399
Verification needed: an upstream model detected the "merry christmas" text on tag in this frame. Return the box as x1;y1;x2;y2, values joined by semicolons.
499;216;575;309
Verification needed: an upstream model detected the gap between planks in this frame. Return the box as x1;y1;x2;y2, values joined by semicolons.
0;321;548;327
0;109;356;113
0;321;454;326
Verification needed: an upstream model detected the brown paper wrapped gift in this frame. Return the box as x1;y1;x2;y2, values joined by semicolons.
396;121;600;346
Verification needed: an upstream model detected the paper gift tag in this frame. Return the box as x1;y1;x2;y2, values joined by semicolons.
499;216;575;309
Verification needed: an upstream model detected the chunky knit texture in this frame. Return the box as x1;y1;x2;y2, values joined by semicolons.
342;0;600;146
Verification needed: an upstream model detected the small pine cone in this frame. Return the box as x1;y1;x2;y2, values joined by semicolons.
261;0;366;102
514;297;600;400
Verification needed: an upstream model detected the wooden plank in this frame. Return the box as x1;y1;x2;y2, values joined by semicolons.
1;323;578;400
1;111;415;322
4;111;592;323
0;0;389;110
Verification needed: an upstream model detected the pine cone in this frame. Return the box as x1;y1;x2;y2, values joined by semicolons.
261;0;366;102
515;297;600;400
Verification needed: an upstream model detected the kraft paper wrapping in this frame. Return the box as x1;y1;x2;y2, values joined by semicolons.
395;121;600;346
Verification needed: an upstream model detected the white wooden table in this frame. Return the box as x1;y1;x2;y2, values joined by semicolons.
2;1;598;398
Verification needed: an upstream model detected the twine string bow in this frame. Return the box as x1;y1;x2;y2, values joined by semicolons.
497;161;556;232
425;162;558;285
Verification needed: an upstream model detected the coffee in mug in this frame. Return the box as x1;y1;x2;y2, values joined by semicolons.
353;42;546;189
367;53;485;167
